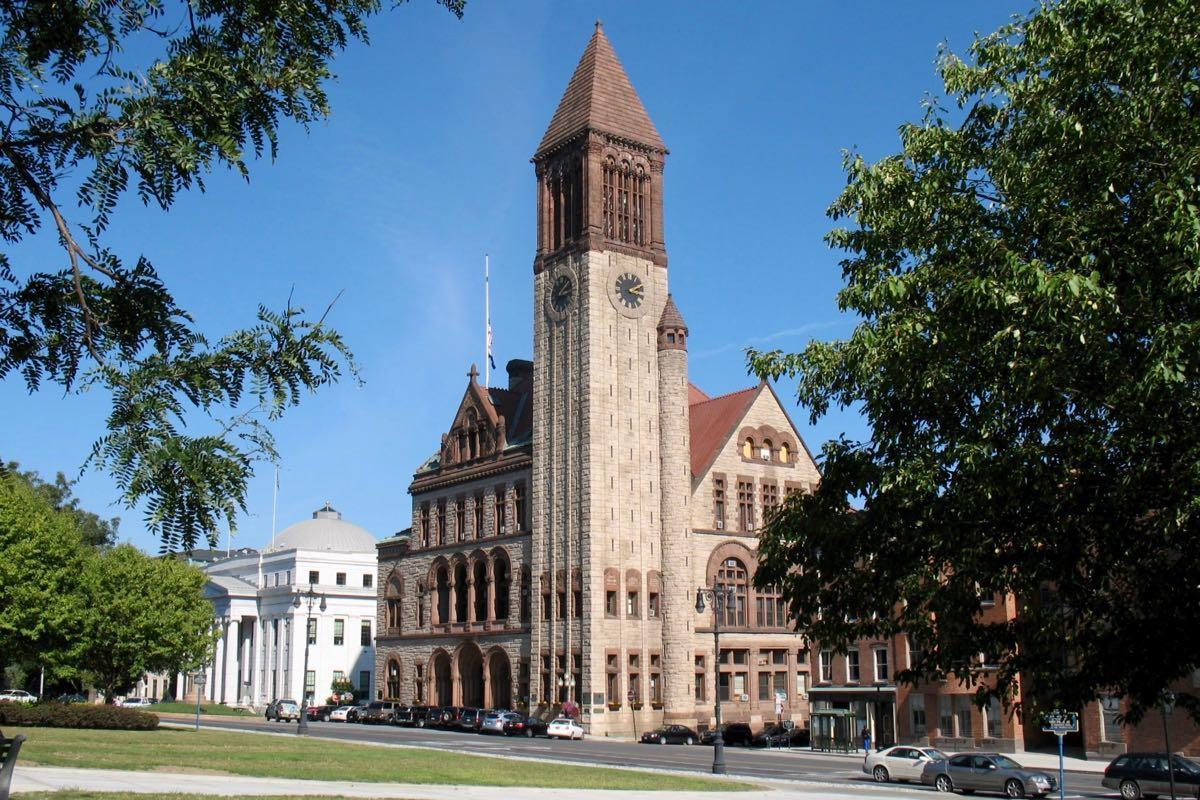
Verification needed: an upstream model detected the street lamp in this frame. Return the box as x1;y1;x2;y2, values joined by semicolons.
292;583;326;735
696;584;735;775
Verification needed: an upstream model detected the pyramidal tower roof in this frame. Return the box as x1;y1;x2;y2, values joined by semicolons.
536;21;666;156
657;294;688;332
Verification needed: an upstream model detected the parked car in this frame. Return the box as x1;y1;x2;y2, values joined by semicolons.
503;714;549;738
457;707;482;731
700;723;755;747
640;724;700;745
1102;752;1200;799
0;689;37;704
358;700;400;724
265;699;300;722
328;705;355;722
390;706;414;726
921;752;1056;797
120;697;154;708
481;711;518;734
436;706;464;728
752;724;810;748
346;700;371;723
305;704;335;722
863;745;949;783
546;717;585;740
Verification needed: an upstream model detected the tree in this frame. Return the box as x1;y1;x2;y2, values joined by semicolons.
2;460;119;547
0;467;89;679
750;0;1200;723
64;544;216;703
0;0;465;551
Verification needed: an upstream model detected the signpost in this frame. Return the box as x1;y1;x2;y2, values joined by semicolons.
1041;710;1078;800
192;671;207;732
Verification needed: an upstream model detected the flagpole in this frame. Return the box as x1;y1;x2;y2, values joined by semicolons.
485;253;491;389
270;465;279;550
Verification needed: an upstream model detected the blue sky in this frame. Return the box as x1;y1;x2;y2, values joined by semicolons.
1;1;1024;553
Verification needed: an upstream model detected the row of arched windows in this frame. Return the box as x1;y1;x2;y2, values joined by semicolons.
742;436;791;464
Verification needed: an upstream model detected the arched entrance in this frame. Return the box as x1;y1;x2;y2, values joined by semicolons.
432;649;453;706
457;642;484;707
488;649;512;709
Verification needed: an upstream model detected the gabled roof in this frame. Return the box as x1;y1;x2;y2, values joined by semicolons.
688;382;710;405
536;22;666;156
688;384;761;478
205;575;258;597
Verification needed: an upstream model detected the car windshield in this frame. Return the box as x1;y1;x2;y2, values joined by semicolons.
1176;756;1200;774
552;718;571;724
993;755;1023;770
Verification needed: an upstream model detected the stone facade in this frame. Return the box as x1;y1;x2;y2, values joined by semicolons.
376;24;824;738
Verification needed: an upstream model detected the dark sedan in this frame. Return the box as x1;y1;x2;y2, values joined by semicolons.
304;704;334;722
503;714;549;738
640;724;700;745
752;724;810;748
700;723;755;747
1102;752;1200;799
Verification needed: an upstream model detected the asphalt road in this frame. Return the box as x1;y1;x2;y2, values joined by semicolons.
185;715;1118;799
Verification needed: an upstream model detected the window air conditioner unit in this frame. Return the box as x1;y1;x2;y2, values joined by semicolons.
739;694;750;702
500;525;507;534
715;520;724;530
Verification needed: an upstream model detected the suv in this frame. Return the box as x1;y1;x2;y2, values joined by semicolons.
359;700;400;724
1103;752;1200;799
265;699;300;722
701;723;755;747
458;708;482;732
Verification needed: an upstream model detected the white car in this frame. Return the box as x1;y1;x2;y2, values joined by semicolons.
120;697;154;708
0;689;37;704
328;705;355;722
864;745;950;783
546;717;585;740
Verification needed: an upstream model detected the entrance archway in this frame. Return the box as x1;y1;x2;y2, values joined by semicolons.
432;649;453;706
457;642;484;707
488;649;512;709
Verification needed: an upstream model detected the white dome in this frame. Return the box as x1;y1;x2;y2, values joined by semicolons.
271;504;376;553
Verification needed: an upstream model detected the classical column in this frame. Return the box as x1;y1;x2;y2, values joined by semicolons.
467;576;476;624
449;578;458;625
486;566;497;623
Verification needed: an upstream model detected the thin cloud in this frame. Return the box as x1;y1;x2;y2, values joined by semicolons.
692;320;846;360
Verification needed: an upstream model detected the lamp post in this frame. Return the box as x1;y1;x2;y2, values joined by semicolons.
293;583;326;735
696;584;735;775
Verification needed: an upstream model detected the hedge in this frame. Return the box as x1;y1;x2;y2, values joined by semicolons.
0;702;158;730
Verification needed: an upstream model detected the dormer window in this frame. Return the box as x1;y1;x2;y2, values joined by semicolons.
761;439;773;461
779;442;790;464
743;438;754;459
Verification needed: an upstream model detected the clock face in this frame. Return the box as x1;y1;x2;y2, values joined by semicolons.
551;274;574;312
615;272;644;309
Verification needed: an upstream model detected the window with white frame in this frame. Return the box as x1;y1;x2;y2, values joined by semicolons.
333;619;345;646
847;650;860;682
819;650;833;682
873;647;889;682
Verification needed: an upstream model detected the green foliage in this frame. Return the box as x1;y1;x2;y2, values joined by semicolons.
2;459;119;547
0;0;465;550
0;469;89;672
65;545;215;703
0;701;158;730
750;0;1200;723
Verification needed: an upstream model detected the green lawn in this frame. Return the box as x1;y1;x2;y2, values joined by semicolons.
10;727;751;791
150;701;251;716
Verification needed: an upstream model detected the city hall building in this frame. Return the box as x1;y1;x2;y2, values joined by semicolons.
374;24;821;737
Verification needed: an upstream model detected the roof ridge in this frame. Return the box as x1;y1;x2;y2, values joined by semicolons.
693;384;758;405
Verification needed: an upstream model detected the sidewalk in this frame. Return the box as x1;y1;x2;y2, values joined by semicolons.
11;766;910;799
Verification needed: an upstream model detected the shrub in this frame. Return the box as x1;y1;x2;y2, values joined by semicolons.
0;701;158;730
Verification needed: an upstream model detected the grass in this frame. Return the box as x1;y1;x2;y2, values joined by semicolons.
150;701;251;716
10;727;752;791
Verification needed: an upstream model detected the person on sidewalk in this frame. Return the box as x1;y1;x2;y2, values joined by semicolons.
861;727;871;753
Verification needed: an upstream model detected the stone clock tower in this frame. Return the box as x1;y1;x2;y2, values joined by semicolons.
530;22;692;735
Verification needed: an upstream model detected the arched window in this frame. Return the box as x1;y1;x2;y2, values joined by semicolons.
743;438;754;459
435;564;451;625
493;554;511;620
386;659;401;699
779;442;790;464
716;558;748;627
761;439;773;461
385;574;403;634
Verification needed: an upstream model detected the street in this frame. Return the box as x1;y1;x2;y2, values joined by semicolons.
185;716;1117;799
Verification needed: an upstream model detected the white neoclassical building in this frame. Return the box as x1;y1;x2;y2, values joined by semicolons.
186;504;379;708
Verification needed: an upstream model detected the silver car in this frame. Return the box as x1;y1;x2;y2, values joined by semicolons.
922;752;1056;797
481;711;517;734
864;745;949;783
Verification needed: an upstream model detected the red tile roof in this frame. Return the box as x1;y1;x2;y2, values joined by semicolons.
688;384;761;478
688;383;710;405
536;22;666;156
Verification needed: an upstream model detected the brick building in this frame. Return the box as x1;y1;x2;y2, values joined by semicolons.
375;23;819;737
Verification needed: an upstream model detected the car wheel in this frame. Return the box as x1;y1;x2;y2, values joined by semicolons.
322;714;330;722
659;735;667;744
525;728;534;738
1119;780;1142;800
1005;779;1025;798
873;765;890;783
685;736;694;746
935;774;954;793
